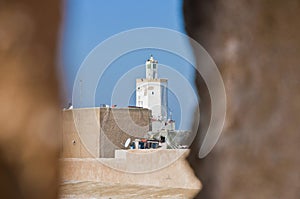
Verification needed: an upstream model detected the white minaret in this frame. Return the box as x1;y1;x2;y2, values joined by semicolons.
136;55;168;121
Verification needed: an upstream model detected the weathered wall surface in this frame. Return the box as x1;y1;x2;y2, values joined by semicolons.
62;108;151;158
61;149;201;192
99;108;151;158
184;0;300;198
0;0;61;198
62;109;99;158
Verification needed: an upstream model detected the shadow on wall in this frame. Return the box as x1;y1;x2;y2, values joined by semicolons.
184;0;300;199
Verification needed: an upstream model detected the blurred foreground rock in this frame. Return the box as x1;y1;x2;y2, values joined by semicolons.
184;0;300;198
0;0;61;198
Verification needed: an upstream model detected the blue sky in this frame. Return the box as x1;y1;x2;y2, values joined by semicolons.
60;0;198;130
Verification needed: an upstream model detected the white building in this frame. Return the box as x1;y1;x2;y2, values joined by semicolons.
136;56;168;121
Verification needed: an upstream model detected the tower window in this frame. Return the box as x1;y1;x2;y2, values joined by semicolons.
152;91;154;95
153;64;156;69
138;101;143;107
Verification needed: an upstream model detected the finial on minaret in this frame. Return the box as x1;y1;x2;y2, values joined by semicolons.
145;55;158;79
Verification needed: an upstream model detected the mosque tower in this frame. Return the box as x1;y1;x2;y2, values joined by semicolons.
136;55;168;122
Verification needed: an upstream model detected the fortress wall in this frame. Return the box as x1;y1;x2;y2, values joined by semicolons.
62;109;99;158
62;108;151;158
61;149;201;191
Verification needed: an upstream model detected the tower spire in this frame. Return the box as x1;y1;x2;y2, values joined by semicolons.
146;55;158;79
